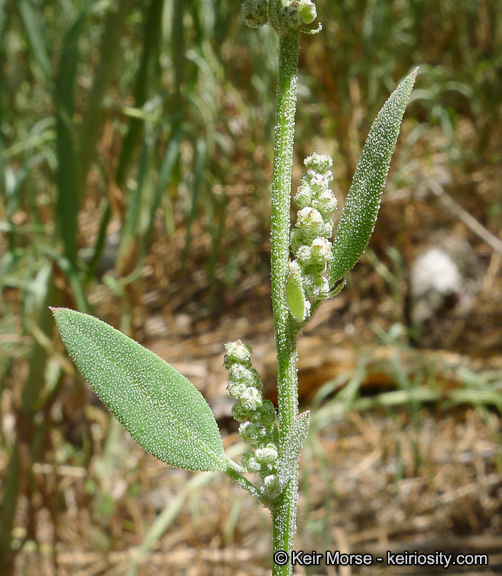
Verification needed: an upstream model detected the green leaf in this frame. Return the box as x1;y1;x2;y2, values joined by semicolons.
54;3;96;268
329;68;418;285
17;0;53;86
276;411;310;495
51;308;227;472
286;267;305;321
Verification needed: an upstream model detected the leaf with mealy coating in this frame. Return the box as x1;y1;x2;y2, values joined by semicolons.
52;308;227;472
329;68;418;286
276;411;310;495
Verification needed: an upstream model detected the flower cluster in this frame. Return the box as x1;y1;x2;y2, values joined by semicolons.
288;153;337;321
224;340;279;495
241;0;268;28
280;0;317;28
242;0;317;31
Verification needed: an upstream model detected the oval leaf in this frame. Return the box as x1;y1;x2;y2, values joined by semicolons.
286;269;306;322
329;68;418;285
51;308;227;472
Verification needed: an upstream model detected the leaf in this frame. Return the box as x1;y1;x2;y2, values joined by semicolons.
276;411;310;494
328;68;418;285
51;308;227;472
17;0;53;86
286;268;305;321
54;3;95;267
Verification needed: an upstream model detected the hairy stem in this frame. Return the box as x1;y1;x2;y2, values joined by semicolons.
269;29;301;576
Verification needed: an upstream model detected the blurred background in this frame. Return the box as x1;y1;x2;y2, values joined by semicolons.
1;0;501;574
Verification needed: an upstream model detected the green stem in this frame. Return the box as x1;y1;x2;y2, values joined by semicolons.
269;29;301;576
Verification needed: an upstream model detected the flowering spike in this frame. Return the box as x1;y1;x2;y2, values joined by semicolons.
224;341;280;487
288;152;337;321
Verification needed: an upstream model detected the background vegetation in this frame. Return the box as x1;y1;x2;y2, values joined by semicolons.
1;0;501;574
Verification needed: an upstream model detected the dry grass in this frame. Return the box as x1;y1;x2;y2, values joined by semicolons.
2;4;502;572
11;407;501;575
8;110;501;576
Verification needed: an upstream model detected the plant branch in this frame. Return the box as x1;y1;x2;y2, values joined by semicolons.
269;28;302;576
225;466;268;504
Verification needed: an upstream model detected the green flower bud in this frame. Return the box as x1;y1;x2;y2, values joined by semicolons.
258;400;277;426
232;402;252;422
239;421;260;444
290;228;308;254
297;206;323;231
296;207;333;238
224;340;252;368
298;0;317;24
241;451;261;472
311;237;333;264
242;0;268;28
295;245;312;265
240;387;263;411
304;152;332;174
306;171;332;190
296;248;326;276
303;273;329;299
295;182;313;208
312;189;337;217
228;364;261;389
256;443;279;466
227;380;247;400
269;0;319;35
240;420;275;447
262;474;280;497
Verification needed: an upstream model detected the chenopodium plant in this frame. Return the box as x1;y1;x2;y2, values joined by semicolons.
52;2;417;574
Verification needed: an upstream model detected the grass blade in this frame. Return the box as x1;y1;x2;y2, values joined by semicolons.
17;0;53;85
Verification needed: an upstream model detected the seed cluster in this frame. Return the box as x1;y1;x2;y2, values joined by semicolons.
288;153;337;321
224;340;280;496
